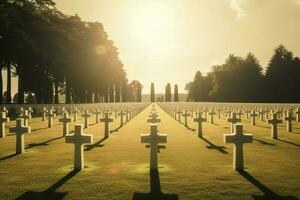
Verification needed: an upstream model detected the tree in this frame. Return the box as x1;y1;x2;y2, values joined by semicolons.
150;83;155;102
0;0;136;104
174;84;179;102
165;83;171;102
265;45;299;102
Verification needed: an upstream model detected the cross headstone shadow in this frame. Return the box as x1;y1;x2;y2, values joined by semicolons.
84;137;107;151
110;125;122;133
275;139;300;147
186;126;195;131
132;170;179;200
15;170;79;200
201;138;228;154
238;170;298;200
26;136;64;149
253;138;275;146
0;153;18;161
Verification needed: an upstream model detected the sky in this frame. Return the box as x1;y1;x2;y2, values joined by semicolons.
4;0;300;95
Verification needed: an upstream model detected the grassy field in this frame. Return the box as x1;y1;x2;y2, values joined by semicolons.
0;104;300;200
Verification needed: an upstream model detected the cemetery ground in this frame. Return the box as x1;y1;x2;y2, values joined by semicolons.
0;104;300;200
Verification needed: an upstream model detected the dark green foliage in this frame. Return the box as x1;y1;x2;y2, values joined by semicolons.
0;0;135;104
165;83;171;102
150;83;155;102
186;46;300;103
174;84;179;102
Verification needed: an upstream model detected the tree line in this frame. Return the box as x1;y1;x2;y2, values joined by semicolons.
0;0;142;104
185;45;300;103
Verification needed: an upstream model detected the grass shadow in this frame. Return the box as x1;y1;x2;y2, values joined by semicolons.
238;170;298;200
15;170;79;200
275;139;300;147
84;137;107;151
132;170;178;200
201;137;228;154
26;136;64;149
253;138;275;146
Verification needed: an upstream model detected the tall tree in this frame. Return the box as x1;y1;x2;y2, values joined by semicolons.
174;84;179;102
165;83;171;102
150;83;155;102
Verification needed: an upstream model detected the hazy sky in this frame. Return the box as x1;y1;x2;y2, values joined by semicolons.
5;0;300;95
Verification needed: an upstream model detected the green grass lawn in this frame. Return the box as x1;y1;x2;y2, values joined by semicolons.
0;104;300;200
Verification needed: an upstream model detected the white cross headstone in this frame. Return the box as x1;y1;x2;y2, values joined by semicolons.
224;124;253;170
47;109;56;128
147;113;161;124
42;107;47;121
65;124;93;170
267;113;282;139
284;112;295;133
250;110;258;126
193;112;207;138
100;112;114;138
227;113;241;133
81;110;92;129
208;109;216;124
182;110;190;127
59;112;72;136
295;108;300;122
9;119;31;154
94;109;101;123
73;108;79;122
0;112;9;138
19;110;30;126
141;124;167;171
177;110;182;123
118;110;126;127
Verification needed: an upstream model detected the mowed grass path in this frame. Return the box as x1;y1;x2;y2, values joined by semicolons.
0;104;299;200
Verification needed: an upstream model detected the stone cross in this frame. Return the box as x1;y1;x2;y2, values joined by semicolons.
208;109;216;124
147;113;161;124
141;124;167;171
118;110;126;127
9;119;31;154
284;112;295;133
42;107;47;121
236;110;243;119
295;108;300;122
59;112;72;136
0;112;9;138
227;113;241;133
73;108;79;122
81;110;92;129
47;109;56;128
65;124;93;170
244;109;250;119
182;110;190;127
100;112;114;138
94;109;101;123
259;109;265;122
19;110;31;126
177;110;182;123
224;124;253;171
148;112;159;119
193;112;207;138
250;110;258;125
267;113;282;139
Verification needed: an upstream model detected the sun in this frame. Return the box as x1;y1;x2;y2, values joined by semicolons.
128;2;176;46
